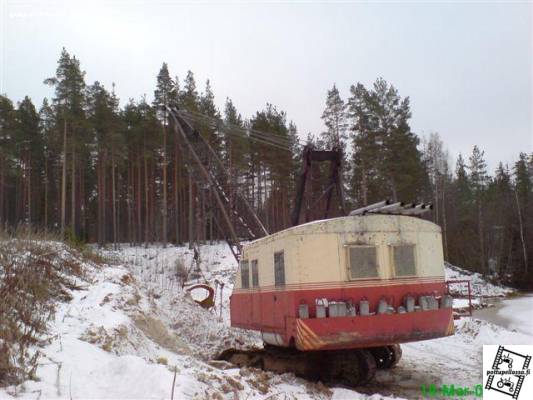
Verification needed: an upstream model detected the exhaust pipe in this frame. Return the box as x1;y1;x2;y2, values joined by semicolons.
368;201;405;214
398;203;433;215
349;199;391;216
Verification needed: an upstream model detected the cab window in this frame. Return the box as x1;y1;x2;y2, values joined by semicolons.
392;244;416;276
348;246;378;279
274;252;285;286
240;260;250;289
251;260;259;287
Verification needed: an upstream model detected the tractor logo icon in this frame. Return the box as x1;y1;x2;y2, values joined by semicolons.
484;345;531;399
497;377;515;393
497;353;514;370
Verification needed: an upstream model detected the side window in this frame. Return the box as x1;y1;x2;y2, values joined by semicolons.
348;246;378;279
392;244;416;276
251;260;259;287
240;260;250;289
274;251;285;286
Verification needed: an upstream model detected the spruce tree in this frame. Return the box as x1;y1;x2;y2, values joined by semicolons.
468;146;488;273
15;97;42;225
513;153;531;273
0;96;16;227
180;70;199;112
39;98;58;230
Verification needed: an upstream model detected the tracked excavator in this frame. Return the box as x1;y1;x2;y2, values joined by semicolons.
167;107;454;386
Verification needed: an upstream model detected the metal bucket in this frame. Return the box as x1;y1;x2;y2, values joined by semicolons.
298;304;309;319
359;300;369;316
405;295;415;312
419;296;429;311
378;299;388;314
346;302;356;316
440;295;453;309
316;300;326;318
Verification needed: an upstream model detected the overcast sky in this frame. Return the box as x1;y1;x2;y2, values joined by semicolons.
1;0;531;171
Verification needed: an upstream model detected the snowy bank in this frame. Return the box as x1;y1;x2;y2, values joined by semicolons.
1;242;529;400
445;261;515;298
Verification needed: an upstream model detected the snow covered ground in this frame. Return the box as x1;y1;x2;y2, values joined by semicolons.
445;261;515;298
1;241;531;400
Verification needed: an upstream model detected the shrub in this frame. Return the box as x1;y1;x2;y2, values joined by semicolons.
174;256;189;286
0;238;87;386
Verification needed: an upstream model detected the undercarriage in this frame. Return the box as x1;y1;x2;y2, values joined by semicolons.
217;344;402;387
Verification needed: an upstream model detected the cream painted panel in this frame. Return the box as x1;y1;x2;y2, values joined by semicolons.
416;231;445;276
243;235;300;287
293;233;341;284
241;215;445;287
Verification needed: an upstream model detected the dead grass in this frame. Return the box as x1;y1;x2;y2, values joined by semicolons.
156;357;168;365
0;231;100;387
133;315;192;355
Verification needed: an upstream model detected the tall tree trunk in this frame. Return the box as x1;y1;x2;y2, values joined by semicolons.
44;155;48;230
127;161;133;245
144;151;149;245
79;163;86;241
150;162;155;242
97;155;102;245
361;162;368;205
174;143;179;244
112;149;117;249
441;178;448;261
61;119;67;238
515;190;528;272
162;124;168;246
478;200;485;274
71;132;76;236
98;151;107;246
188;171;193;249
136;156;142;245
0;158;4;229
27;151;32;225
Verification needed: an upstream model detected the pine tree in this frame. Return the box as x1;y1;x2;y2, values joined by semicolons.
321;84;347;149
249;104;293;231
347;78;428;205
44;48;87;239
422;132;451;256
153;63;177;246
198;80;222;154
87;81;123;246
347;83;374;205
223;97;248;184
179;71;200;244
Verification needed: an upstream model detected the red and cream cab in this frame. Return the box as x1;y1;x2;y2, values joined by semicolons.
230;214;454;351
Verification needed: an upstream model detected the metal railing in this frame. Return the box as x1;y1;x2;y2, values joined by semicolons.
445;279;473;318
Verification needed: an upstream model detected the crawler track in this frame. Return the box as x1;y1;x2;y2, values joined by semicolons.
217;345;402;387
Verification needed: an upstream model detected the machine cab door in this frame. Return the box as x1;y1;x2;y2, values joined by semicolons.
250;260;261;325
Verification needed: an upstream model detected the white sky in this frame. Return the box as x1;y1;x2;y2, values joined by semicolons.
1;0;531;171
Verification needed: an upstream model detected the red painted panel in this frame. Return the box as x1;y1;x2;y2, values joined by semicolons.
295;308;453;350
230;280;452;349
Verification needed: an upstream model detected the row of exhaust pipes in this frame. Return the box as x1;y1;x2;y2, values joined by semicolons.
298;294;453;319
349;199;433;216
